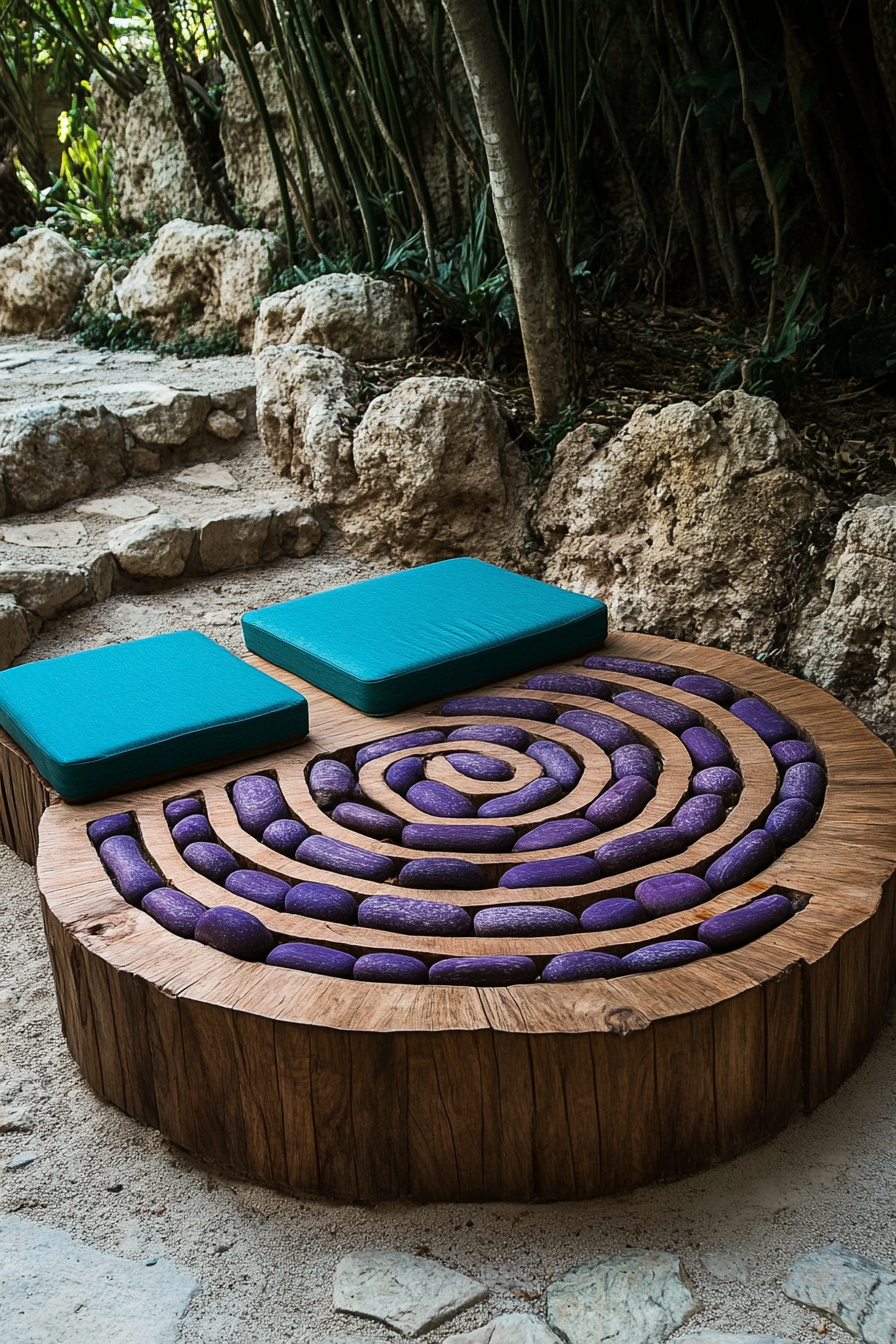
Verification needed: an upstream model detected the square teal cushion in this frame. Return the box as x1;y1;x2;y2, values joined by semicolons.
0;630;308;801
241;558;607;716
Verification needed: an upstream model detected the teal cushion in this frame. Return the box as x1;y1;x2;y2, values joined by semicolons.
241;558;607;716
0;630;308;800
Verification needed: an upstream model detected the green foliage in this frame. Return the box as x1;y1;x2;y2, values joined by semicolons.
41;91;119;236
77;308;240;357
524;404;579;485
715;266;825;403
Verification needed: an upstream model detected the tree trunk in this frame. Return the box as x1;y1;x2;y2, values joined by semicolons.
145;0;242;229
441;0;582;423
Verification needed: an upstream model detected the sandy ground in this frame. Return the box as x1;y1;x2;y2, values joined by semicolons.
1;337;895;1344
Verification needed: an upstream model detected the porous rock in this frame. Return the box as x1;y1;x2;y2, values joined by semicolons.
108;383;211;446
784;1244;896;1343
107;513;194;580
256;343;359;504
77;495;159;520
789;497;896;749
340;375;527;564
0;563;89;618
0;402;127;514
197;503;275;573
0;229;91;334
1;521;86;548
0;1211;199;1344
538;391;825;656
267;501;322;558
117;219;284;347
83;261;118;314
546;1251;698;1344
254;272;417;360
445;1313;562;1344
0;594;31;669
333;1248;488;1338
206;409;242;440
175;462;239;491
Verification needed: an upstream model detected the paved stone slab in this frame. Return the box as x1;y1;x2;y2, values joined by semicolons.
5;1151;38;1170
176;462;240;491
0;521;87;548
699;1251;751;1285
77;494;159;520
334;1249;488;1337
445;1313;562;1344
0;1213;199;1343
785;1244;896;1343
678;1335;794;1344
546;1251;698;1344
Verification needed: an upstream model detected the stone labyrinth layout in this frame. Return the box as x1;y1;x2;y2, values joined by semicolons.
36;634;896;1202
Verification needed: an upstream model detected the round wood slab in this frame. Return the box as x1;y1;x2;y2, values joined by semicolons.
35;632;896;1201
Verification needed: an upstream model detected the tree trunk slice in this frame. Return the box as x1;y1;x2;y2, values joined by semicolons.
34;632;896;1201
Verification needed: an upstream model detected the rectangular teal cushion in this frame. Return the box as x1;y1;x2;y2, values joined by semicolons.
0;630;308;801
241;558;607;716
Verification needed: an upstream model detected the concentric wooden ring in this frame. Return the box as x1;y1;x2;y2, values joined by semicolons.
36;633;896;1201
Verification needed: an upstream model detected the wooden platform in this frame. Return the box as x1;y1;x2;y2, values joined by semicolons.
29;632;896;1202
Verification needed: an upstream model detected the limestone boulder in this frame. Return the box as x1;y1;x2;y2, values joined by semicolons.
341;375;526;564
333;1248;488;1337
789;496;896;748
0;564;89;618
546;1251;698;1344
256;343;359;504
254;273;418;360
108;384;212;447
93;72;212;227
117;219;284;347
784;1244;896;1342
107;514;195;581
538;390;826;658
0;230;91;334
83;262;118;315
0;594;32;669
0;403;128;514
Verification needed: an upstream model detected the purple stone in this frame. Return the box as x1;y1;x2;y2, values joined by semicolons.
580;897;648;931
262;818;309;856
681;726;732;769
266;942;356;977
429;956;538;986
525;672;611;698
478;777;563;817
296;835;395;882
356;730;446;769
407;780;476;819
635;872;712;917
672;793;726;839
353;952;428;984
441;695;556;723
141;888;205;938
672;674;735;705
88;813;133;844
583;655;677;683
729;698;794;745
164;798;202;824
585;777;655;830
195;906;274;961
613;689;701;734
698;893;793;951
402;823;516;852
595;826;688;876
771;739;815;768
332;801;404;841
358;894;472;936
779;761;825;807
474;904;580;936
181;841;240;884
284;881;357;923
224;869;291;910
448;724;531;750
399;857;485;889
621;940;711;972
705;829;777;893
309;759;356;808
764;797;816;848
692;766;742;799
556;709;636;752
611;743;659;785
447;752;513;782
526;740;582;789
542;951;626;982
498;855;600;888
99;835;165;904
385;756;426;795
231;774;288;837
171;814;214;850
512;818;598;851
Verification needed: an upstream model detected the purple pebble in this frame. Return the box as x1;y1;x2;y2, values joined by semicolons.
284;881;357;923
585;776;655;830
224;869;291;910
681;726;732;769
698;892;794;951
399;857;485;889
581;897;648;931
611;743;659;785
88;813;133;844
498;855;600;888
446;752;513;782
705;829;777;893
512;818;598;851
525;672;611;698
634;872;712;917
358;894;472;935
765;797;816;848
672;793;726;839
99;835;164;904
595;826;688;876
296;835;395;882
730;697;794;745
353;952;428;984
262;818;309;855
386;756;426;795
356;730;446;769
441;695;556;723
478;777;563;817
309;759;356;808
613;689;700;733
231;774;288;837
182;841;239;883
448;724;531;750
556;709;636;752
542;951;626;982
171;814;214;850
672;674;735;705
584;655;677;683
429;956;537;986
141;888;206;938
164;798;202;824
332;801;404;841
526;740;582;789
692;766;742;799
266;942;356;977
473;904;580;936
407;780;476;819
779;761;825;807
195;905;274;960
402;823;516;852
771;739;815;767
621;939;711;972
